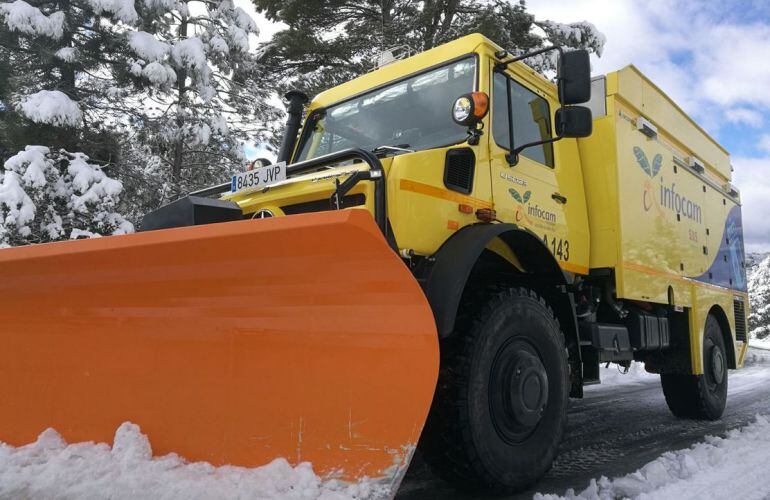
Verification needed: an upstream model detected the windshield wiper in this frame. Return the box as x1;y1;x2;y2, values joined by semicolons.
371;144;414;157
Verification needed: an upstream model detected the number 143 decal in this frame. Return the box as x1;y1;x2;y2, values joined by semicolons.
543;233;570;261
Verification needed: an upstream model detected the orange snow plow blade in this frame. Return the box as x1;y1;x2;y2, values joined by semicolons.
0;210;439;487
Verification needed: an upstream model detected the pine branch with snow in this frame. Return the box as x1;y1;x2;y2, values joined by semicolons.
0;0;280;215
253;0;607;98
17;90;83;128
0;0;64;39
0;146;133;247
118;0;281;197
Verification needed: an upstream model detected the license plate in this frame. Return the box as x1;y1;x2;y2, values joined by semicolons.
231;162;287;194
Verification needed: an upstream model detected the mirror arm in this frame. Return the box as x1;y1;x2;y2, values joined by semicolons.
506;135;563;166
466;122;484;146
494;45;564;71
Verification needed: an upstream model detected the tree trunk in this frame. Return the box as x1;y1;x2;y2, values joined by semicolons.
171;17;189;197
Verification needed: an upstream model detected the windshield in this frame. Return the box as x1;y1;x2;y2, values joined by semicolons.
296;57;476;161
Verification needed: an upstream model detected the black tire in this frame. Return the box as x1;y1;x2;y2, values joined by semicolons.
660;314;728;420
419;287;569;494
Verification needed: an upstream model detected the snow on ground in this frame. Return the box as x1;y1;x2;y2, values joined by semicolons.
744;346;770;365
591;346;770;388
591;361;657;387
0;422;386;500
535;414;770;500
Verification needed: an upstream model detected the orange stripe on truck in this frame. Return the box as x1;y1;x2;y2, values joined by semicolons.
400;178;493;208
561;261;589;275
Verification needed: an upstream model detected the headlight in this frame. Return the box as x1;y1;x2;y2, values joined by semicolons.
452;96;472;124
451;92;489;126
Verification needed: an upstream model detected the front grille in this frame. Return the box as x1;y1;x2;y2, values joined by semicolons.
281;193;366;215
734;298;747;342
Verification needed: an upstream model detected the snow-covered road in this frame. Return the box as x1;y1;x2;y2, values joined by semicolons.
397;348;770;500
3;350;768;499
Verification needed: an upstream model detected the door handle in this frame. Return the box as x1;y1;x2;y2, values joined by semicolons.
552;192;567;204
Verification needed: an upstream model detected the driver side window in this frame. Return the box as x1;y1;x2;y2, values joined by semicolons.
493;72;554;167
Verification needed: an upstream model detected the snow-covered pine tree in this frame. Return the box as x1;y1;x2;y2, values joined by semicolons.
0;145;133;247
0;0;280;225
252;0;606;99
116;0;281;199
0;0;139;159
0;1;140;243
748;254;770;343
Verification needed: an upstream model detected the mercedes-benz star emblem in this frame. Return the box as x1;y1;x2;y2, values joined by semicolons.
253;209;274;219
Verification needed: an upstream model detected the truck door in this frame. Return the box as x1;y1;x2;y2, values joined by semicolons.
489;69;583;273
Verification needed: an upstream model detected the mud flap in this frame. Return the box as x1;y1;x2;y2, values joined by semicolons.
0;210;438;489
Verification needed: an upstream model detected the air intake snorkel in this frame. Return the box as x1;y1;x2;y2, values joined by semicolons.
276;90;309;164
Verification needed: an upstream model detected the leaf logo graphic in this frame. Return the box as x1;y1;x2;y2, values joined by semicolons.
633;146;663;178
651;154;662;177
509;188;531;204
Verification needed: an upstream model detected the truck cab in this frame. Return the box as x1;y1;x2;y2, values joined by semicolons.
223;34;591;276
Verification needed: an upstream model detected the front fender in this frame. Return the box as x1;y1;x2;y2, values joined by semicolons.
422;222;571;337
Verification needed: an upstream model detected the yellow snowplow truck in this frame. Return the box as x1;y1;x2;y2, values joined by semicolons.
0;34;749;495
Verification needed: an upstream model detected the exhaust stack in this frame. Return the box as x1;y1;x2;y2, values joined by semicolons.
277;90;309;164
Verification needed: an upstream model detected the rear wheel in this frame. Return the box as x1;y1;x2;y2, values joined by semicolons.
419;287;569;494
660;314;728;420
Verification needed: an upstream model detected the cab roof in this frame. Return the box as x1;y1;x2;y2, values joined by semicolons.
310;33;495;110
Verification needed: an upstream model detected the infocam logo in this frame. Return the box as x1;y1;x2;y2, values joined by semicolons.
633;146;702;224
509;188;557;224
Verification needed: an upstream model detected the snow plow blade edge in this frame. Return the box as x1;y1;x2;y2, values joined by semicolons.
0;210;439;486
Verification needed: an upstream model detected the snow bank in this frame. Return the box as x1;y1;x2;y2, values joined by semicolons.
17;90;83;127
0;422;386;500
750;336;770;350
0;0;64;39
591;361;657;388
536;415;770;500
743;346;770;366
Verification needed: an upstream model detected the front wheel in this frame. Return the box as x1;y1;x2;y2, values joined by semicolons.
419;287;569;494
661;314;728;420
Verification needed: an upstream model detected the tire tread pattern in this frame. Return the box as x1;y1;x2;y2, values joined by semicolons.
419;286;568;494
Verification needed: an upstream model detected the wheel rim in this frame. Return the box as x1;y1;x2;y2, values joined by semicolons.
710;344;726;385
489;338;549;444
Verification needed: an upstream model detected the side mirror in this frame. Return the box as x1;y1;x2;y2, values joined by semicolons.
451;92;489;127
555;106;593;138
558;49;591;105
